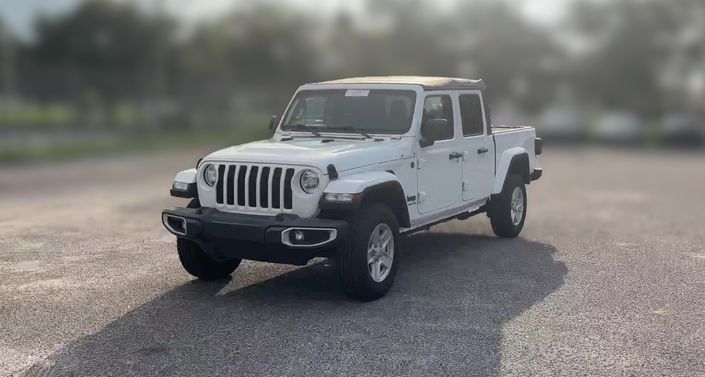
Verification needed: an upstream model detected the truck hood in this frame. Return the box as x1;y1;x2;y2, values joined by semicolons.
205;137;411;173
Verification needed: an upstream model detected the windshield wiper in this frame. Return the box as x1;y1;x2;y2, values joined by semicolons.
286;123;323;137
324;125;373;139
286;123;374;139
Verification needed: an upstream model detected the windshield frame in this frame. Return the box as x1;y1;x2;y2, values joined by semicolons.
279;87;419;136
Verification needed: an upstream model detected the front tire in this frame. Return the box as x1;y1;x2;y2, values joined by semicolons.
177;239;241;280
489;174;527;238
338;203;399;301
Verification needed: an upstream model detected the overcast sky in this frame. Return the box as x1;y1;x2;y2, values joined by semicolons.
0;0;573;40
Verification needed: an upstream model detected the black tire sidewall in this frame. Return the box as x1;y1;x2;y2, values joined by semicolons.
490;174;527;238
177;238;241;280
340;203;400;300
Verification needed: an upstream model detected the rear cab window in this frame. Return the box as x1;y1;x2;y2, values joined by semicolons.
459;94;485;137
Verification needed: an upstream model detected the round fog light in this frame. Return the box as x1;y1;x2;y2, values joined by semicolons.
294;230;305;242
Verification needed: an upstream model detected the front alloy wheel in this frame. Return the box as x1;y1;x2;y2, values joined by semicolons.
338;203;399;301
367;223;395;282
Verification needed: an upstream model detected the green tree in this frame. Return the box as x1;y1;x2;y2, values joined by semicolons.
25;1;175;101
568;0;705;115
176;5;320;110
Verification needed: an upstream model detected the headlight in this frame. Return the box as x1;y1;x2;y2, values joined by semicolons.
299;169;319;194
203;164;218;187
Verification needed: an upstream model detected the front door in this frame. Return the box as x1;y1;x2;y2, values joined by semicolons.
458;93;494;202
417;94;463;214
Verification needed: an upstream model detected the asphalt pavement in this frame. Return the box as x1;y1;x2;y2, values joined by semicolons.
1;148;704;376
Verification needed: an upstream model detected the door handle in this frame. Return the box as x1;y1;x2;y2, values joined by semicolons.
477;147;489;154
448;152;462;160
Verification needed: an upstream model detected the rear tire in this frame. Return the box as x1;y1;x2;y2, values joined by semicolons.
489;174;527;238
338;203;399;301
177;239;241;280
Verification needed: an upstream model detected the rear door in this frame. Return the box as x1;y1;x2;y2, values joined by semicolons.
458;92;494;202
417;94;463;214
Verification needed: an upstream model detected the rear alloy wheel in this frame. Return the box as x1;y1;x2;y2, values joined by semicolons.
489;173;527;238
338;203;399;301
509;187;525;226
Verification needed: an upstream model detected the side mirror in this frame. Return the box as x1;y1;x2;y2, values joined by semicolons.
420;118;448;147
269;115;280;130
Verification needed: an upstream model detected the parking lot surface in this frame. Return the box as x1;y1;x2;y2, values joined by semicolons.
1;148;704;376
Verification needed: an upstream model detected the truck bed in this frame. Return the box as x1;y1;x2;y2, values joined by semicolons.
492;125;539;176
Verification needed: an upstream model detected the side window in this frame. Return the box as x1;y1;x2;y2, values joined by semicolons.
422;95;454;141
459;94;485;136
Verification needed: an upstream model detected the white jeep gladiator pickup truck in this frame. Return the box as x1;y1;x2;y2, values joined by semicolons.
162;76;543;300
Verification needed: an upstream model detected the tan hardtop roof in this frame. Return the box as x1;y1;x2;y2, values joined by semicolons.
312;76;486;90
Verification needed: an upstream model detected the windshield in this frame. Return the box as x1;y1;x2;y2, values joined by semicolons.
281;89;416;135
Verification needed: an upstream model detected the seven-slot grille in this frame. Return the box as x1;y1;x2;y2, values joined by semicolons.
215;164;296;211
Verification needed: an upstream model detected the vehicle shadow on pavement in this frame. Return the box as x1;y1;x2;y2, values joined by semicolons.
23;233;566;377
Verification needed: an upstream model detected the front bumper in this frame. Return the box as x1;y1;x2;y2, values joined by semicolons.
161;207;348;265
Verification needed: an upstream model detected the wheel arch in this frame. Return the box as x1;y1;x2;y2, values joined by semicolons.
321;171;411;228
492;148;530;194
360;181;411;228
171;168;199;199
